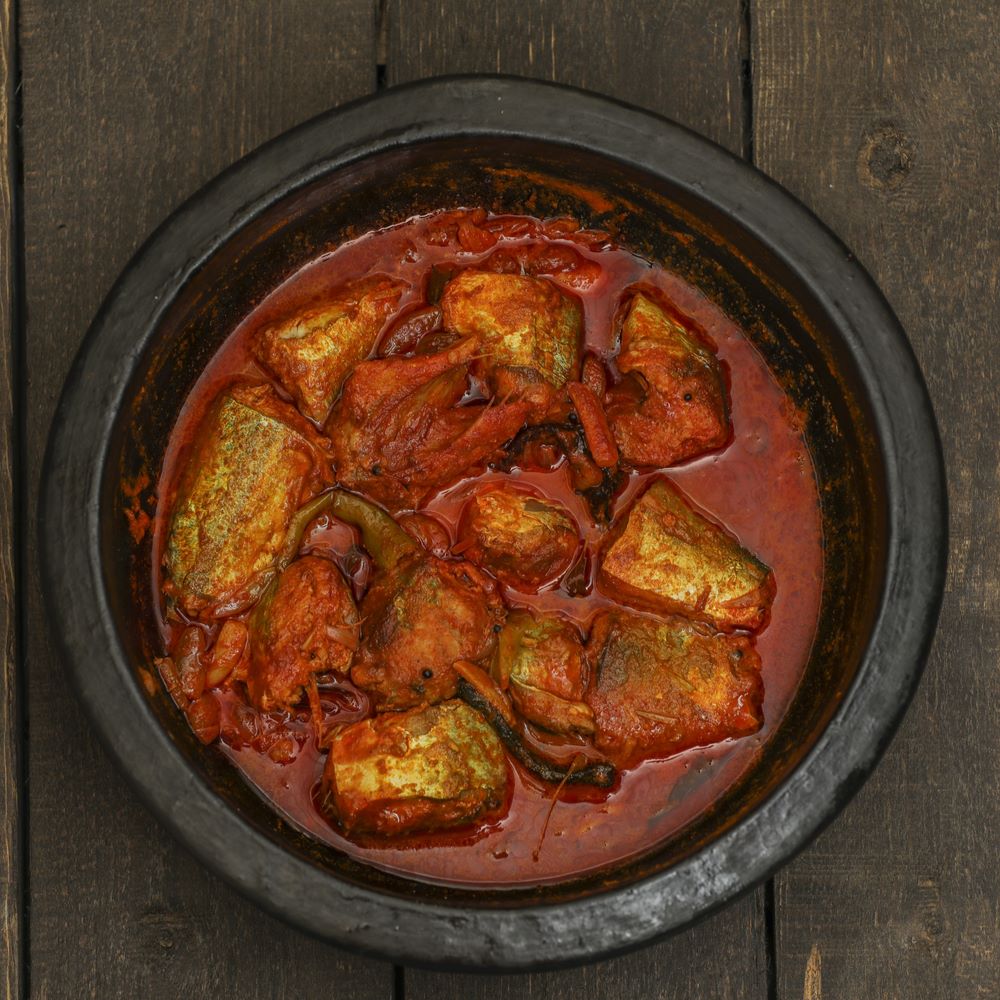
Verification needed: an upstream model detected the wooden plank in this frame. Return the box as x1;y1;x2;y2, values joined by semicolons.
389;3;771;994
20;3;391;997
753;4;1000;998
387;0;747;155
0;1;19;997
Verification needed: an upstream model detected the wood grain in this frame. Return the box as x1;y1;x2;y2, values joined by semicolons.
388;0;748;155
18;2;997;996
388;2;769;994
753;3;1000;997
0;1;18;997
20;3;390;997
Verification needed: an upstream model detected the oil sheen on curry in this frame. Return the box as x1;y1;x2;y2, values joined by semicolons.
152;209;823;887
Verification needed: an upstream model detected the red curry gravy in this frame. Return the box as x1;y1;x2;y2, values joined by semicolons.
152;210;823;888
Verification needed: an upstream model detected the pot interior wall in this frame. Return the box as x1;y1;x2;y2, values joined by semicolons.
101;137;886;905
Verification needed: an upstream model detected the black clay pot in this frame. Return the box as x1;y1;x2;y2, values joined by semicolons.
40;76;947;970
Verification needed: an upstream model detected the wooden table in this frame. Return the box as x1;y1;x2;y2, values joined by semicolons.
2;2;996;996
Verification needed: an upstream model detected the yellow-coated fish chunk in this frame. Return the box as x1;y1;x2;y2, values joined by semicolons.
253;276;406;422
351;555;506;712
458;486;580;591
494;609;595;736
246;555;359;712
164;382;330;620
606;292;730;467
598;477;774;632
441;270;582;394
586;609;763;767
322;700;509;835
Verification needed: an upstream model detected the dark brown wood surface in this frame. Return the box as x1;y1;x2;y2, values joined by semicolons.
387;0;747;155
19;3;390;998
753;4;1000;997
6;1;996;997
0;2;19;997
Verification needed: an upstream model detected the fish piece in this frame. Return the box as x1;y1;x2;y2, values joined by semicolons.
246;555;359;712
606;292;730;467
322;700;509;835
598;478;774;632
351;555;506;711
585;609;763;767
455;663;614;788
441;270;583;398
328;337;532;510
319;490;506;711
253;276;406;422
494;609;595;736
457;486;580;591
163;382;330;620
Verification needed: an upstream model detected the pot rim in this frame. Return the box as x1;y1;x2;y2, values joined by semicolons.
39;75;947;971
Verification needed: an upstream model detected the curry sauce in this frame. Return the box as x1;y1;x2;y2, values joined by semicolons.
151;210;823;888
